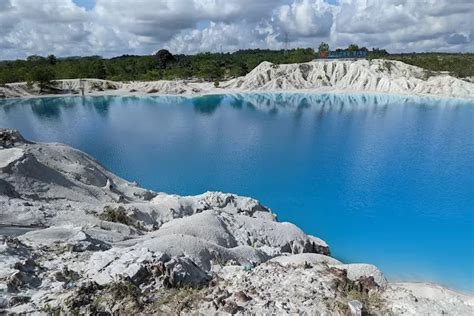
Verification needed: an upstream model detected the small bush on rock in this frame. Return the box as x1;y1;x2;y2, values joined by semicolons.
99;206;137;227
154;286;206;314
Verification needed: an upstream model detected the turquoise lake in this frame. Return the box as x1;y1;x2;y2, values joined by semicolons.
1;93;473;292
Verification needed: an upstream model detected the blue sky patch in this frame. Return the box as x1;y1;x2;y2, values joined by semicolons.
72;0;95;10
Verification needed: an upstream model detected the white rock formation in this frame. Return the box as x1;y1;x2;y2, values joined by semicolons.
334;263;388;289
223;60;474;98
0;128;473;315
1;59;473;99
269;253;342;266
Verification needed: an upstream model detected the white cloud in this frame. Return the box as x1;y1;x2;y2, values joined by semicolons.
273;0;333;38
0;0;472;59
333;0;474;51
167;22;251;53
0;0;91;57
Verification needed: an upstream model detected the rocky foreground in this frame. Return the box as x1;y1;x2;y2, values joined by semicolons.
0;129;473;315
1;59;473;99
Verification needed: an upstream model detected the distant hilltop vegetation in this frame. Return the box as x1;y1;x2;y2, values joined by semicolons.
317;42;369;59
0;44;473;86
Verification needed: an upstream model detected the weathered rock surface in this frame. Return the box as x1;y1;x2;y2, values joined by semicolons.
223;60;474;98
19;226;111;252
0;129;473;315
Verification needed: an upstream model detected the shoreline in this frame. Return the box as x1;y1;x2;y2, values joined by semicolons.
2;86;474;103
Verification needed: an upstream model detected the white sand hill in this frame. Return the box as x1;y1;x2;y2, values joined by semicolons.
1;129;473;315
1;59;473;99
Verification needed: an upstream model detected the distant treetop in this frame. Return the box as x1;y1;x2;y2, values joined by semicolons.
347;44;359;52
154;49;176;69
318;42;330;53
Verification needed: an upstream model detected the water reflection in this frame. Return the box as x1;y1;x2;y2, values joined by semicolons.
192;95;225;115
221;93;467;113
1;93;470;120
82;96;112;117
190;92;471;117
29;98;69;119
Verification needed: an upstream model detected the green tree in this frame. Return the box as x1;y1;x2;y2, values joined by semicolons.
27;55;46;63
197;59;224;80
318;42;330;53
347;44;359;51
90;60;107;79
154;49;176;69
369;48;389;58
0;71;8;86
236;62;249;76
29;66;56;92
47;54;57;65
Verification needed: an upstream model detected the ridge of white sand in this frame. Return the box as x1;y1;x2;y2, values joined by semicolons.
1;59;473;100
223;59;474;99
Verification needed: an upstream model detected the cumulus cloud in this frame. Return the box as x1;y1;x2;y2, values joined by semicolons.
0;0;16;35
0;0;92;57
333;0;474;51
93;0;278;38
273;0;333;38
0;0;472;59
167;22;255;53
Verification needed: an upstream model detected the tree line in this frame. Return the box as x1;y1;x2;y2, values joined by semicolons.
0;47;472;87
0;48;315;86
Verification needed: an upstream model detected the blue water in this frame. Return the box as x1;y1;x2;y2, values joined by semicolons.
1;93;473;292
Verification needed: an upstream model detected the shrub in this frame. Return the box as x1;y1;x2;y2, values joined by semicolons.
99;206;136;227
383;61;392;72
154;286;205;314
155;49;176;69
29;65;56;92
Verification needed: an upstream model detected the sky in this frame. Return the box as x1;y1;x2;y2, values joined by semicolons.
0;0;472;60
